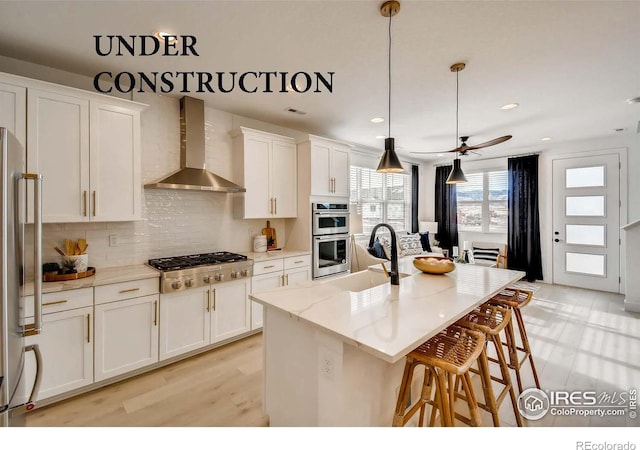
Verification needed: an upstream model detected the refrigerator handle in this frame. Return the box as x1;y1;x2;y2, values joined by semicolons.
24;344;42;403
22;173;43;336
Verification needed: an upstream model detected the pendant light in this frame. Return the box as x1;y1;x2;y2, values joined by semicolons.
376;1;405;174
446;63;468;184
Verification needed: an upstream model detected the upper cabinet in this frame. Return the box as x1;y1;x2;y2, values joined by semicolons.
0;72;147;223
302;136;350;198
232;127;297;219
0;81;26;147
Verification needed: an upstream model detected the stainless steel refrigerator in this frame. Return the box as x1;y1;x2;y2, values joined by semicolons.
0;127;43;427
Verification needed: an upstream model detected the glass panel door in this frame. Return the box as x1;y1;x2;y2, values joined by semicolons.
552;154;620;292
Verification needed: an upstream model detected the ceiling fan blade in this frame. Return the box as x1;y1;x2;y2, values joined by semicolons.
465;135;512;150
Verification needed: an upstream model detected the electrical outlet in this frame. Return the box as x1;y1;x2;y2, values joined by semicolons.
109;235;119;247
322;356;334;380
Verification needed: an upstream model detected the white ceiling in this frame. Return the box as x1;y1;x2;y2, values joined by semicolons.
1;0;639;161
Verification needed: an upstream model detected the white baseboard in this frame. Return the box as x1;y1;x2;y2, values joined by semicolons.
623;298;640;313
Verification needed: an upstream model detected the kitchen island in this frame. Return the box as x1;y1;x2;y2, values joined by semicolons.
249;260;525;426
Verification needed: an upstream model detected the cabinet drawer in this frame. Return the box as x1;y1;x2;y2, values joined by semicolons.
94;278;159;305
24;287;93;318
284;254;311;270
252;258;284;276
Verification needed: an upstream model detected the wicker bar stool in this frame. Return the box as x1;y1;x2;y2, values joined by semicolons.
392;325;485;427
456;303;523;427
489;288;541;394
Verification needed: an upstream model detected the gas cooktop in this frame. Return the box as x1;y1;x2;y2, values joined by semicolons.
148;251;248;272
148;252;253;293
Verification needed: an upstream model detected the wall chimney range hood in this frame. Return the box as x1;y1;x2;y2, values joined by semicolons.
144;96;246;193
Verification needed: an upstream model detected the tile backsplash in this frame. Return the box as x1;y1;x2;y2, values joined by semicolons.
39;92;289;270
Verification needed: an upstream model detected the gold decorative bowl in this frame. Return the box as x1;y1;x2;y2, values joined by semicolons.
413;256;455;274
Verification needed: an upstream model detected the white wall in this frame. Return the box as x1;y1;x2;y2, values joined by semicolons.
421;132;640;287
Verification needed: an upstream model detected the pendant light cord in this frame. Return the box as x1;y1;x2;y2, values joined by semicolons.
388;12;392;139
455;69;459;160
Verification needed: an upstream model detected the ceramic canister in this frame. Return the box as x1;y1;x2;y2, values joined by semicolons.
253;235;267;253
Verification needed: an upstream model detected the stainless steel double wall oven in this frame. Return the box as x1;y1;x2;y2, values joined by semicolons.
311;203;350;279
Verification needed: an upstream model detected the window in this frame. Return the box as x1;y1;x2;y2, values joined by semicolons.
456;170;508;233
350;166;412;235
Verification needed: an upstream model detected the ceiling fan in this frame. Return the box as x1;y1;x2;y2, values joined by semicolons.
411;62;512;157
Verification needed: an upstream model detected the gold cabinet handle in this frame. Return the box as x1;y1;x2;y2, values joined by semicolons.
92;191;96;217
213;289;216;311
119;287;140;294
42;299;67;307
294;260;305;264
264;265;275;269
206;290;211;312
269;198;273;214
87;313;91;343
285;274;289;285
83;191;87;217
153;300;158;326
280;274;284;286
274;198;277;215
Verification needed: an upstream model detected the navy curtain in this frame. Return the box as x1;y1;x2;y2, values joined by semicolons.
434;165;458;254
507;155;543;281
411;165;419;233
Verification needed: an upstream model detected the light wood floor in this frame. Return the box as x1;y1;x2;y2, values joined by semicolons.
26;282;639;427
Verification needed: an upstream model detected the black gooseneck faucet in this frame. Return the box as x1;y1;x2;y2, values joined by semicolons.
368;223;399;286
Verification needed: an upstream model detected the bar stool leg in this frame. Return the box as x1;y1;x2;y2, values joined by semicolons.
393;357;418;427
435;369;452;426
460;372;481;426
418;367;435;427
491;334;523;427
514;308;541;390
504;314;524;393
476;347;501;427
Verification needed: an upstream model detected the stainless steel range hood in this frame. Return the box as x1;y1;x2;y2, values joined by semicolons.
144;96;246;193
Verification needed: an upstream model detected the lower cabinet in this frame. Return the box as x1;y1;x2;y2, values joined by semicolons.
250;255;312;330
158;278;251;361
24;306;93;401
250;272;283;330
94;294;159;382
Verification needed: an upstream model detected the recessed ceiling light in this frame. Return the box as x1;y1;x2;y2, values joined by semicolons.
501;103;519;110
375;135;386;139
370;117;385;123
154;31;178;43
540;137;552;141
626;97;640;104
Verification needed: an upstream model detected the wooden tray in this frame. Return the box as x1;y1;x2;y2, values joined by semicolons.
43;267;96;282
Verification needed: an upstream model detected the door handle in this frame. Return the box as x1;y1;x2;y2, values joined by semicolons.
92;191;96;217
83;191;87;217
22;173;43;336
87;313;91;343
25;344;43;403
274;198;277;215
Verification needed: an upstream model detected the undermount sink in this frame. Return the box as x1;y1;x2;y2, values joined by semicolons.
326;269;409;293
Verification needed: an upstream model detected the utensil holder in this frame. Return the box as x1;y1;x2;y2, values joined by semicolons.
63;254;89;273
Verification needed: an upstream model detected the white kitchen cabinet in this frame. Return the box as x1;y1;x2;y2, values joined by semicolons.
0;72;146;223
94;294;159;382
24;305;93;401
89;102;142;221
211;278;251;344
306;136;350;197
232;127;297;219
27;89;90;223
22;289;94;401
159;279;251;360
159;286;210;361
0;81;26;147
250;255;311;330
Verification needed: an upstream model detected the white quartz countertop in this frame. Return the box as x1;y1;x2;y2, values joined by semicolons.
242;249;311;261
23;264;160;295
250;263;525;364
